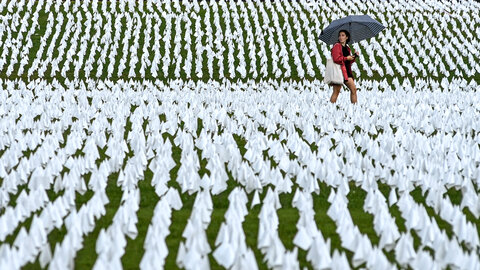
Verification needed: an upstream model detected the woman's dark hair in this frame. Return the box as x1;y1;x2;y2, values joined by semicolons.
338;30;351;44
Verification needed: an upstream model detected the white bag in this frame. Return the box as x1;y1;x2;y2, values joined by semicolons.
324;59;344;85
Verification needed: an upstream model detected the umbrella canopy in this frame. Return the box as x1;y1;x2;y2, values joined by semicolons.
319;15;385;45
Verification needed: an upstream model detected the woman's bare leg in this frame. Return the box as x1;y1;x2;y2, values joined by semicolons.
330;84;342;103
344;78;357;104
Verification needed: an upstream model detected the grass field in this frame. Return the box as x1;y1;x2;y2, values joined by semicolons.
0;0;478;84
0;0;479;269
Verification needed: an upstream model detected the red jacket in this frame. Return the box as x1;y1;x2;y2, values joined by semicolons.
331;42;356;80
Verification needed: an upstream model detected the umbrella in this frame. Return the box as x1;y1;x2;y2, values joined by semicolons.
319;15;385;45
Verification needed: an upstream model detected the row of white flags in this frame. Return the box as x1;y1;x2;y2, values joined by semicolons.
0;78;479;269
0;0;479;80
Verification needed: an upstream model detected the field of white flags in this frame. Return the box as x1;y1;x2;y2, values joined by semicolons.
0;0;480;269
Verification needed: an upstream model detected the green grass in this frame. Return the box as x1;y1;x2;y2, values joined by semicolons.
0;0;478;85
347;184;379;247
73;175;123;269
121;168;158;269
2;104;479;269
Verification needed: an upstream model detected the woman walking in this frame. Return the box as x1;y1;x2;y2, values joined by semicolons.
330;30;359;104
